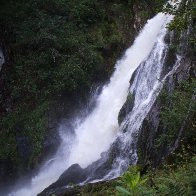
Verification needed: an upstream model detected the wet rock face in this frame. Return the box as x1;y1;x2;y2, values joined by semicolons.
16;136;32;162
38;152;111;195
57;164;88;185
118;92;135;125
137;60;194;167
0;48;5;72
0;159;16;194
115;17;195;169
39;137;126;195
136;29;195;168
38;164;89;196
136;99;165;167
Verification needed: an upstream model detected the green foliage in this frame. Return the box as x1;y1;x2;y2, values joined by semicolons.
164;0;196;31
127;93;133;103
0;101;48;167
163;0;196;58
116;166;149;196
154;156;196;195
0;0;142;108
113;155;196;196
155;79;195;149
115;82;195;196
0;0;136;167
74;149;196;196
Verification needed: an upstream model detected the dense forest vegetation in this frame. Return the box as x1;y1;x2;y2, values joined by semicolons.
0;0;165;184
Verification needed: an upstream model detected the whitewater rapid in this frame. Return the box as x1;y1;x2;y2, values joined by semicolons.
9;13;172;196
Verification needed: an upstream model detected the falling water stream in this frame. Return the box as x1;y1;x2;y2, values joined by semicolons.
9;9;176;196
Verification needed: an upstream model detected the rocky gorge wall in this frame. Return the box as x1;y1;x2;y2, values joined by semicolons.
136;8;195;167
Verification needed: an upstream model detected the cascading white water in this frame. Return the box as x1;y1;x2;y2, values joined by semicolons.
101;14;178;179
67;13;171;168
69;14;173;167
10;13;172;196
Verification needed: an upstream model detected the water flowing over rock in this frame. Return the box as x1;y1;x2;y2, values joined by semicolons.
137;27;196;168
38;13;175;195
10;12;171;196
42;23;195;196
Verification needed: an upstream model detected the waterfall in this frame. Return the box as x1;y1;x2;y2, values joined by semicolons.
101;16;181;180
67;13;172;169
9;12;172;196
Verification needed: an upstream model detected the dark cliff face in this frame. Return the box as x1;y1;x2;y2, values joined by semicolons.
137;60;195;167
111;0;196;172
136;26;196;167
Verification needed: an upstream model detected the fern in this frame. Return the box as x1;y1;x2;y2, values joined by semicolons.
115;156;196;196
